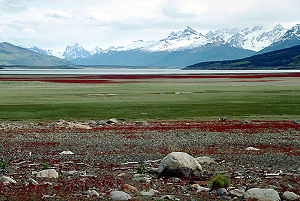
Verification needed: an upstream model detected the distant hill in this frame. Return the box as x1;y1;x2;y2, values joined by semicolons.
183;45;300;70
0;42;72;66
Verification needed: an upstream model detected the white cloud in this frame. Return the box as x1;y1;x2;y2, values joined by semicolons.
0;0;299;51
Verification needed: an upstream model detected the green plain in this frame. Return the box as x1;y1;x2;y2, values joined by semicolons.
0;77;300;121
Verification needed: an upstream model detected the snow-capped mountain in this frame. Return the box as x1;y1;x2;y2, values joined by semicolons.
90;46;104;55
62;43;92;60
146;26;211;52
205;28;239;44
279;24;300;41
259;24;300;54
28;46;53;56
224;24;287;51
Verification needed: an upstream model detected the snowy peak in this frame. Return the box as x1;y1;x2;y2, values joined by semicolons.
225;24;287;51
29;46;53;56
146;26;209;52
280;24;300;41
91;46;104;55
62;43;92;60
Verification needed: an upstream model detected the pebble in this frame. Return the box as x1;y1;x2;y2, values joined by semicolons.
140;189;155;196
229;188;245;197
36;169;59;178
216;188;227;196
110;191;132;200
132;174;151;183
246;147;260;151
25;178;38;186
0;175;17;184
60;151;74;155
122;184;139;194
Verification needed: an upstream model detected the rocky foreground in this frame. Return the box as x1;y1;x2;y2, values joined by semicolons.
0;119;299;200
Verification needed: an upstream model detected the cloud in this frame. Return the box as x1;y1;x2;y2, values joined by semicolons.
46;11;72;19
0;0;299;51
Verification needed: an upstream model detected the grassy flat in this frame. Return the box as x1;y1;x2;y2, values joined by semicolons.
0;76;300;121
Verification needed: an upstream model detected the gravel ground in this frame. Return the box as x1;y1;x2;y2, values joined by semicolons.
0;120;299;200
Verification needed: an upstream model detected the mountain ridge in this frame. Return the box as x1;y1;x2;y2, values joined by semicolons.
0;42;72;66
183;44;300;70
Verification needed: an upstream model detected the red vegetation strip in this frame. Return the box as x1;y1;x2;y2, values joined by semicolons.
1;73;300;84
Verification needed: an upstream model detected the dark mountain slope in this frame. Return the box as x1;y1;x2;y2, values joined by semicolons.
184;45;300;70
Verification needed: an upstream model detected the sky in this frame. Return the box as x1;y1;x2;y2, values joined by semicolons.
0;0;299;54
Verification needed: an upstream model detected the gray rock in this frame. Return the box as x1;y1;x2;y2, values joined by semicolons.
160;195;175;200
158;152;202;178
244;188;280;201
110;191;132;200
25;178;38;186
195;156;216;165
0;176;17;184
282;191;300;200
221;195;230;200
106;118;118;124
132;174;151;183
140;189;155;196
36;169;58;178
170;177;181;182
216;188;227;196
229;188;245;197
96;121;107;126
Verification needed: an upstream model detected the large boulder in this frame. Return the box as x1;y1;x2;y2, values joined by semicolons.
244;188;280;201
158;152;202;178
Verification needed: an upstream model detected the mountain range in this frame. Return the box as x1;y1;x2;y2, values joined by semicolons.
183;44;300;70
55;24;299;68
1;23;299;68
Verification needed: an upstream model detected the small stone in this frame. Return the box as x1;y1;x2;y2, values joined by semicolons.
25;178;38;186
216;188;227;196
118;173;126;177
132;174;151;183
197;186;210;192
140;189;155;196
96;120;107;126
246;147;260;151
122;184;139;194
135;121;149;126
170;177;181;182
85;190;100;197
160;195;175;200
229;188;245;197
67;123;92;130
195;156;216;165
282;191;300;200
221;195;230;200
244;188;280;201
0;176;17;184
36;169;59;178
106;118;118;124
60;151;74;155
110;191;132;200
